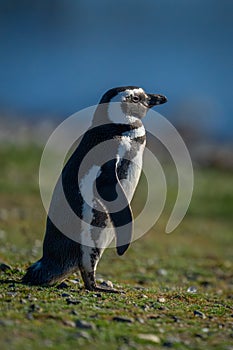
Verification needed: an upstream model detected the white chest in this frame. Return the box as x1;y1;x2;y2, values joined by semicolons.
117;134;146;202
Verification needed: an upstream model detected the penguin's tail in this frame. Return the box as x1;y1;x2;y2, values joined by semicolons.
22;259;65;286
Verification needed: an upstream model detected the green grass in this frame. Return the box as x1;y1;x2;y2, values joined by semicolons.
0;145;232;350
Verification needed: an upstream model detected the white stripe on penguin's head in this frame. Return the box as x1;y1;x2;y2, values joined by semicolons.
107;87;148;123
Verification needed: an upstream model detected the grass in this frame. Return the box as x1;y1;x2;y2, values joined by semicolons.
0;145;232;350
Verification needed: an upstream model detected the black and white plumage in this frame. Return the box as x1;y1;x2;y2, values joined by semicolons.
22;86;167;292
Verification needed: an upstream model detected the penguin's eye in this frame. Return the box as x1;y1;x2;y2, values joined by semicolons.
132;95;140;103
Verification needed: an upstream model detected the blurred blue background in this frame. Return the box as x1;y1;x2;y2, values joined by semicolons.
0;0;233;141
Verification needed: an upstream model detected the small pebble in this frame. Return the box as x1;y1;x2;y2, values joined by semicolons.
0;319;14;326
187;286;197;293
70;289;78;293
147;314;159;320
194;333;206;340
71;310;79;316
63;320;76;328
26;313;34;320
29;304;42;312
25;295;37;301
138;334;160;343
69;279;80;284
93;306;101;310
75;331;91;340
163;336;180;347
142;304;150;311
6;292;17;297
92;293;102;298
158;306;169;311
163;340;173;347
158;297;166;303
61;293;70;298
136;317;145;324
138;267;146;274
202;328;209;333
76;320;96;330
56;282;69;289
133;286;147;290
66;298;80;305
112;316;134;323
171;315;180;323
194;310;206;319
157;268;168;276
100;280;113;288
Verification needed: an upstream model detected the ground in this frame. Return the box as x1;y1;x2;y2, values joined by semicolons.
0;145;232;350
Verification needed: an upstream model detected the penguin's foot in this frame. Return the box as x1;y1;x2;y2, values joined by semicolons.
80;268;124;293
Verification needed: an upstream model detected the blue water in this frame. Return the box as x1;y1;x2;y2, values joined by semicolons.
0;0;233;140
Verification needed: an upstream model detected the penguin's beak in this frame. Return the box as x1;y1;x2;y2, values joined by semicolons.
146;94;167;108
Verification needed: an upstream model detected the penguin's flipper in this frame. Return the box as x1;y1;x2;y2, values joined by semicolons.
95;159;133;256
109;189;133;256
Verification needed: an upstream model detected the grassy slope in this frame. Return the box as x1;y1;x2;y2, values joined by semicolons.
0;145;232;350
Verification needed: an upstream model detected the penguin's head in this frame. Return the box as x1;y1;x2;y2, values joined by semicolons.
99;86;167;119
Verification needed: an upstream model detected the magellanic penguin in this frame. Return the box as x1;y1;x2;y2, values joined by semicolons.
22;86;167;292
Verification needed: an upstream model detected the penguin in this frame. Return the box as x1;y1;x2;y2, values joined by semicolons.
22;86;167;292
